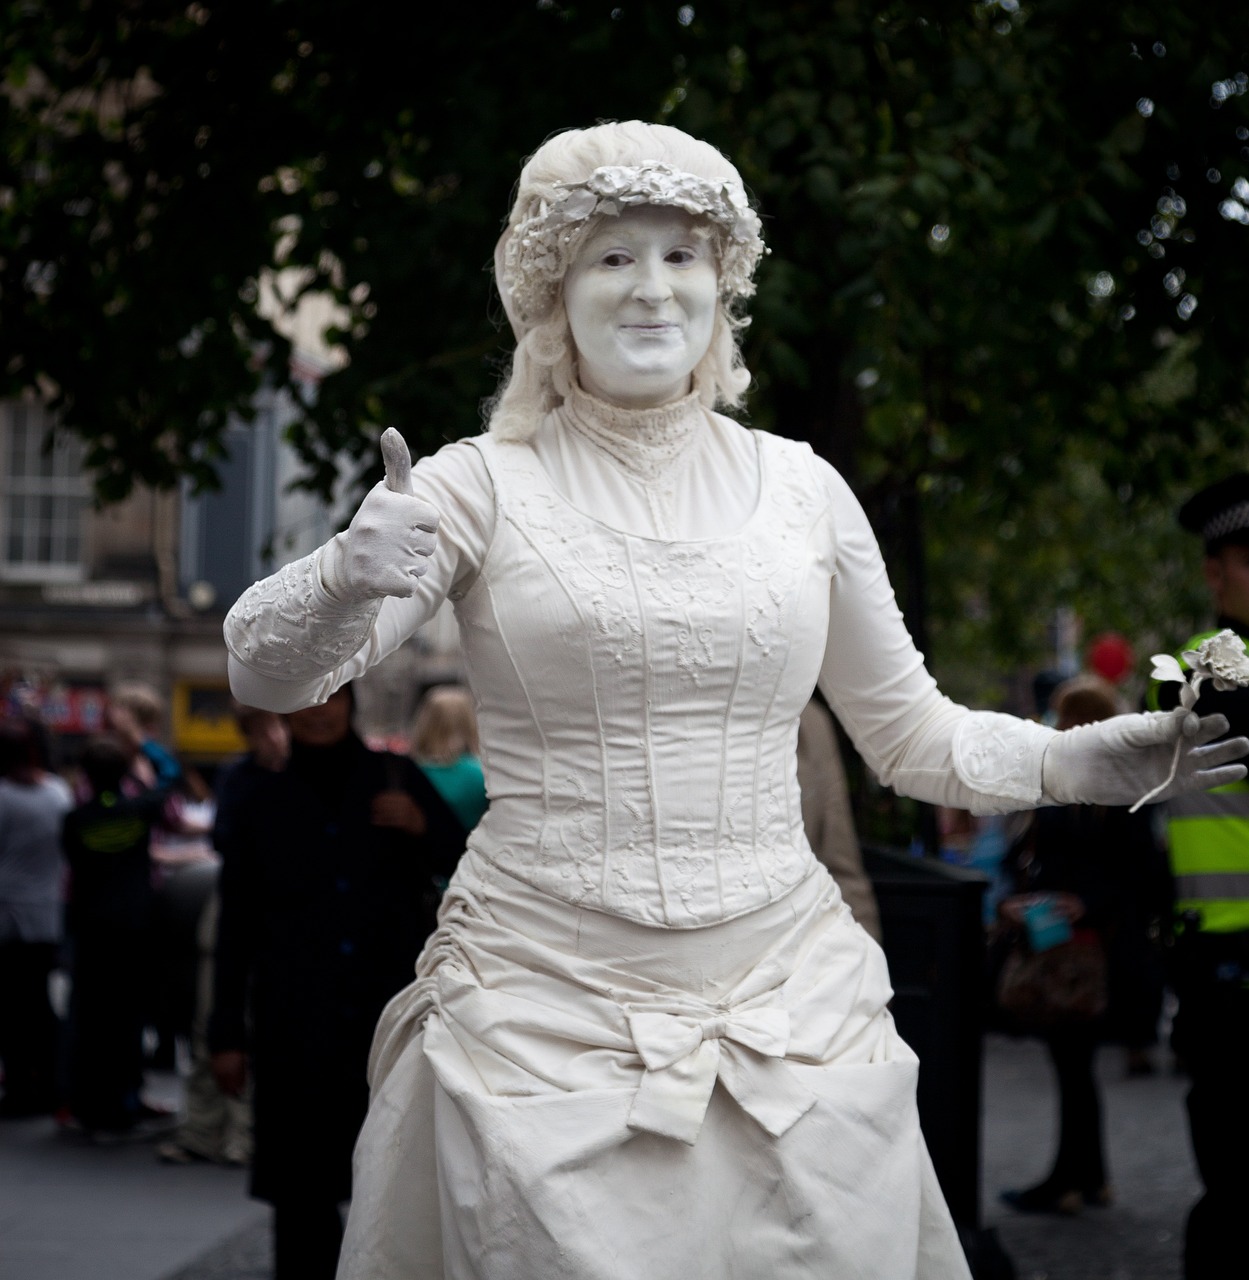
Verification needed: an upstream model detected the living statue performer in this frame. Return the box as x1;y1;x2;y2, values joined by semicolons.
224;122;1246;1280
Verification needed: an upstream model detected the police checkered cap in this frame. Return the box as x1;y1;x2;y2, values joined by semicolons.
1179;474;1249;548
1202;500;1249;544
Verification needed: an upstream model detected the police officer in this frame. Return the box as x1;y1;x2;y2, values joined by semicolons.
1154;474;1249;1278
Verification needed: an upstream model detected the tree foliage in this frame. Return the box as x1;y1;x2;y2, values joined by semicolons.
4;1;1249;681
1;1;689;498
665;2;1249;672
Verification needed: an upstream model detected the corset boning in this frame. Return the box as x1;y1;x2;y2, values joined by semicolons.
454;432;837;927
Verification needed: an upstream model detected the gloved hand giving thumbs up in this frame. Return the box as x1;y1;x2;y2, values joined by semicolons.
319;429;441;605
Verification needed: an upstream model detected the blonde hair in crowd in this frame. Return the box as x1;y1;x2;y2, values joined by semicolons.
412;685;479;766
110;681;164;733
489;121;755;442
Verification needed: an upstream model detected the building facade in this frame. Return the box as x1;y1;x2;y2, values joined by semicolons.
0;385;462;764
0;387;331;763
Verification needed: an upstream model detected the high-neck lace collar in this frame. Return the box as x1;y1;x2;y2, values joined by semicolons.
559;382;705;484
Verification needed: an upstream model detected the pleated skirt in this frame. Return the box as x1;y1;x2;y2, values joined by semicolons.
337;850;971;1280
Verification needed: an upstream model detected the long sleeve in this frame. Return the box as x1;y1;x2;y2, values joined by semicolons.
815;461;1054;815
225;440;496;713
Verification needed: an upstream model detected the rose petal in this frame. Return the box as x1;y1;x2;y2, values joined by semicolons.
1150;655;1186;683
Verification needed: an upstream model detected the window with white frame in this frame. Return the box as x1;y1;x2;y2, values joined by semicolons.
0;399;88;581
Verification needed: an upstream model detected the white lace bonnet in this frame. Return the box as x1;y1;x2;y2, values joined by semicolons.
494;122;765;341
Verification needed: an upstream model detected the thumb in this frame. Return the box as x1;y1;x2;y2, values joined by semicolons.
381;428;413;494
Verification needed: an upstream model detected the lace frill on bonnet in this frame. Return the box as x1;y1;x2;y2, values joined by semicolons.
500;161;766;329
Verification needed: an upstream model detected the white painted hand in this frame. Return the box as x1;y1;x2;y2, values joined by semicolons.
320;429;440;604
1042;707;1248;807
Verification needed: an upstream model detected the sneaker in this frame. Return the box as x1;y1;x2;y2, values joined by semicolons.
54;1105;81;1133
134;1099;175;1121
220;1143;250;1168
156;1140;208;1165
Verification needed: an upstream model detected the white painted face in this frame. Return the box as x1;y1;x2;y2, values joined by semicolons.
563;205;718;409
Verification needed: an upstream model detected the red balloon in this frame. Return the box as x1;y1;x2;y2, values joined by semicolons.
1087;631;1135;684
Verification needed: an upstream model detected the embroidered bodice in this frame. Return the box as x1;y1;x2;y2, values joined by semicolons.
456;430;833;926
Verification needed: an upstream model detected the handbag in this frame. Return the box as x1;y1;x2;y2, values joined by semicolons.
994;927;1108;1033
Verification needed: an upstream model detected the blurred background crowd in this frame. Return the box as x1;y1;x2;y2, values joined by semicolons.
0;679;481;1141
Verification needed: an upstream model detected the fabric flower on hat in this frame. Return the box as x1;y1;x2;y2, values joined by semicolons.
558;188;600;222
587;166;637;200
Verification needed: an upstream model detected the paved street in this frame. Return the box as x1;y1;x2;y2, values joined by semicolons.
0;1070;264;1280
983;1032;1198;1280
0;1033;1201;1279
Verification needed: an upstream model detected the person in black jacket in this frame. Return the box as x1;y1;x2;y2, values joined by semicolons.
998;676;1168;1215
62;736;169;1133
208;683;466;1280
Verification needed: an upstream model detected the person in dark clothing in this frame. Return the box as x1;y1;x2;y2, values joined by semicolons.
212;703;292;854
62;735;168;1133
999;675;1166;1215
208;684;466;1280
1149;474;1249;1279
0;716;73;1118
157;703;289;1167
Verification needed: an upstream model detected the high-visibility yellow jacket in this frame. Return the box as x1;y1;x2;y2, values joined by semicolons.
1151;626;1249;933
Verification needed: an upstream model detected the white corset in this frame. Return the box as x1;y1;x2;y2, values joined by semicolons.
456;430;837;927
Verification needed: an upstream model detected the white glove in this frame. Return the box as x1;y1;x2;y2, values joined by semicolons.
1041;707;1249;808
319;428;440;605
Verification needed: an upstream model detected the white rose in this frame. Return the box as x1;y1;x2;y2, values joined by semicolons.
587;167;633;199
1189;629;1249;690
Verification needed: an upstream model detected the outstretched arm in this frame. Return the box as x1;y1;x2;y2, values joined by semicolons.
814;460;1247;813
813;461;1048;813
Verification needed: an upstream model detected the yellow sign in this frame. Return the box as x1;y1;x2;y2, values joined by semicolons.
171;680;246;759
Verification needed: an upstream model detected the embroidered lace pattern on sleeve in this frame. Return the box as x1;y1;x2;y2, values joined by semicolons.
952;710;1053;810
223;549;382;681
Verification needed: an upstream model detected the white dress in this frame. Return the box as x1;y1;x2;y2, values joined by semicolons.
226;387;1055;1279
